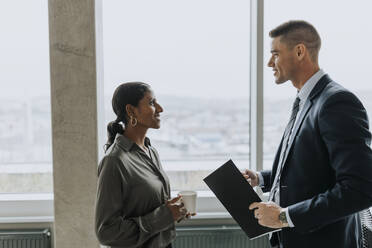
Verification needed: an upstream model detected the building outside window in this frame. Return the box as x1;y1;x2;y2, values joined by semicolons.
102;0;251;191
2;0;371;213
0;0;52;193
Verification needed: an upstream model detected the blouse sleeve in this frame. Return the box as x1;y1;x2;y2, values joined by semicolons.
95;155;174;247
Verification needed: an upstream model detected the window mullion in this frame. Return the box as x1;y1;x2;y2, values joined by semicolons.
249;0;264;172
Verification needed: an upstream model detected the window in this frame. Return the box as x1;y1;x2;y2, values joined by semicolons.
0;0;52;193
263;0;372;170
102;0;251;191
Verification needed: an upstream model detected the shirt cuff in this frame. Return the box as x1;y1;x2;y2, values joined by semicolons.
257;172;265;187
141;204;174;233
284;207;295;227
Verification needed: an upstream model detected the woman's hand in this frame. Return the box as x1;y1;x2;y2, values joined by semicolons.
166;196;187;222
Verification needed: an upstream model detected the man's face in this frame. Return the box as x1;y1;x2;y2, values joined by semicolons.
267;36;296;84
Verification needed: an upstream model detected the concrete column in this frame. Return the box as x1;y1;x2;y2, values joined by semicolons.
48;0;100;247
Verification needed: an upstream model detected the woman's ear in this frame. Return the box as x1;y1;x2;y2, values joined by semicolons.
125;104;135;118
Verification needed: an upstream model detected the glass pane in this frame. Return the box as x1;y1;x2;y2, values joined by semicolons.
263;0;372;169
0;0;52;193
103;0;251;190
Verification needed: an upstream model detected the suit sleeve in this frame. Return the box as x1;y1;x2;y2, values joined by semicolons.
95;156;174;247
261;170;272;193
288;91;372;233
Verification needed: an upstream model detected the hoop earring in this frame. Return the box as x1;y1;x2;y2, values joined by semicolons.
130;116;137;127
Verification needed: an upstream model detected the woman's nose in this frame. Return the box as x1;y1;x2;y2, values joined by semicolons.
156;103;163;113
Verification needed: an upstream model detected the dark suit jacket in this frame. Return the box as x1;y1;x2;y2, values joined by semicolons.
262;75;372;248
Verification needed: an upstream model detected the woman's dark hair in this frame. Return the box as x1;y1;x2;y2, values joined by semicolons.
104;82;151;151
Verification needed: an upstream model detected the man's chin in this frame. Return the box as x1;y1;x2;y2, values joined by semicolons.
275;78;287;85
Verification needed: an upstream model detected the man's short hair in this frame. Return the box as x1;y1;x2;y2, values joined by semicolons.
269;20;321;62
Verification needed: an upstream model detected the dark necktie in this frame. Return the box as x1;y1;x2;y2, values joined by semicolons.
269;97;300;202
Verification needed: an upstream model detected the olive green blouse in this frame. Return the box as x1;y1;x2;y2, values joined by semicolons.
95;134;175;248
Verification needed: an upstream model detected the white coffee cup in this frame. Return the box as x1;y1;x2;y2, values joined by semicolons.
178;190;197;214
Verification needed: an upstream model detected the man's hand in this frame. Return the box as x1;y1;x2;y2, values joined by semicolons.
249;201;283;228
242;169;259;187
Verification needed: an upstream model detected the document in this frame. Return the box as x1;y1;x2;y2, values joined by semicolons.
203;159;280;239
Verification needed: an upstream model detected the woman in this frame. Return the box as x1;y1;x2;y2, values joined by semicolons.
95;82;186;248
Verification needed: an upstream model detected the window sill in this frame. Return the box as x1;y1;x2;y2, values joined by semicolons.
0;193;54;223
0;192;235;224
0;191;269;224
0;216;54;224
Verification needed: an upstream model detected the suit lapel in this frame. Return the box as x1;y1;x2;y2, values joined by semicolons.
280;99;312;169
279;74;332;170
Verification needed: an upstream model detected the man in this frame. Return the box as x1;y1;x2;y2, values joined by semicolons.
244;20;372;248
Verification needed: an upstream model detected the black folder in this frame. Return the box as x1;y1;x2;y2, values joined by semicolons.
203;159;279;239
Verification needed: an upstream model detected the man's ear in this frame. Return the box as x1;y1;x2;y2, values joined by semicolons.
295;44;306;60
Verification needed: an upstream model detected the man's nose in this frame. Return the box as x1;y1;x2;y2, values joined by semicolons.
267;58;274;67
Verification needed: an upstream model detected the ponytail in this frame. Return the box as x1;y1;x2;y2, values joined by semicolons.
104;120;124;152
105;81;151;152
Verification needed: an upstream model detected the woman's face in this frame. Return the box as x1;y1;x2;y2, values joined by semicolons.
133;90;163;129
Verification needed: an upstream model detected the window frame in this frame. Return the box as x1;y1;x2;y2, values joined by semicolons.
0;0;265;224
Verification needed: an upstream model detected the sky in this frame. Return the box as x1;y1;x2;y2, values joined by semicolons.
0;0;50;99
1;0;372;100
